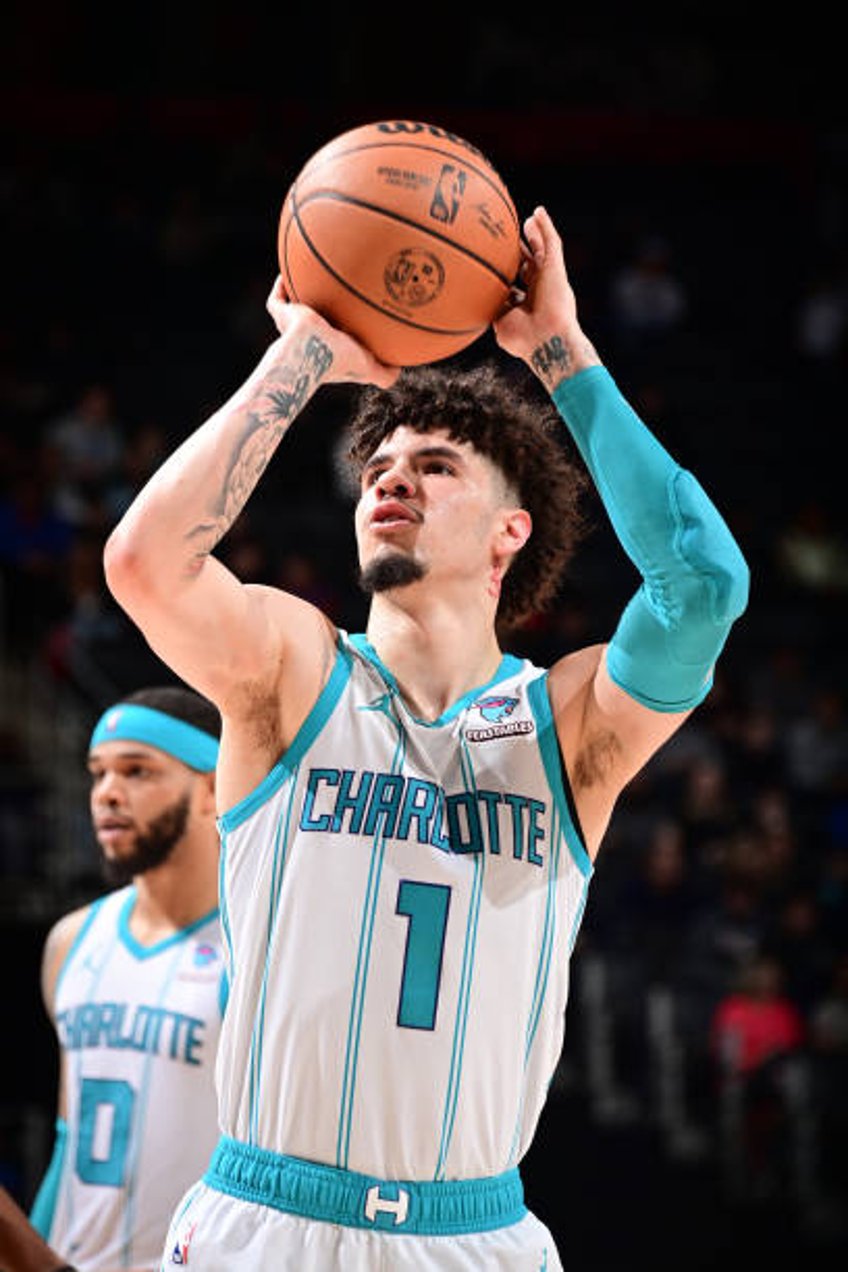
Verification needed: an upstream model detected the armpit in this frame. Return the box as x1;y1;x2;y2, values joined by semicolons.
230;679;284;756
573;726;623;790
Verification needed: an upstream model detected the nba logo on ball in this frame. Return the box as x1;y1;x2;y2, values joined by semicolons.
277;120;521;366
429;165;467;225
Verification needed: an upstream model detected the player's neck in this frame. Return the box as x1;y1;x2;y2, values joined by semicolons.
366;597;502;721
130;836;219;943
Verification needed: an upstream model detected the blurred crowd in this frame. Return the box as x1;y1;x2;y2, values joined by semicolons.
2;80;847;1256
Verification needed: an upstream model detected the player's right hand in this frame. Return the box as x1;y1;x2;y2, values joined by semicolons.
265;276;399;389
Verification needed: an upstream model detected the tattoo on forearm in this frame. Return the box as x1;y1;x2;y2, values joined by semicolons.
265;336;334;420
184;335;333;570
530;336;570;385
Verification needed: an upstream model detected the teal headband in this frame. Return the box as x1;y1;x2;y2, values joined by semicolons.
90;704;219;772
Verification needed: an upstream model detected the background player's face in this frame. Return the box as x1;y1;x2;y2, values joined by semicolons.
354;425;512;595
87;739;195;883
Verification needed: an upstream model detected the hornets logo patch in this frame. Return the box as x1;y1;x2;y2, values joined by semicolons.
466;695;534;742
193;942;218;968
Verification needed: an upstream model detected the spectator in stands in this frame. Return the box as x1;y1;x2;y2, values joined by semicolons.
103;420;169;523
794;263;847;365
0;447;75;654
680;876;768;1030
776;499;848;597
785;687;848;800
748;787;802;898
730;703;788;798
710;954;806;1202
808;952;848;1230
817;845;848;950
710;952;804;1076
43;383;125;531
608;232;688;366
42;533;122;683
763;890;835;1014
676;754;740;867
810;951;848;1054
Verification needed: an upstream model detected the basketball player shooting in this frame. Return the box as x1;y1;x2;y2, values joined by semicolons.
103;206;749;1269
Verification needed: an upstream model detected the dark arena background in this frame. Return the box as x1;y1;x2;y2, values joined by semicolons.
2;6;846;1269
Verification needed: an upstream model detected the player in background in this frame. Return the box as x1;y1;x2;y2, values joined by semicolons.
103;207;749;1269
30;686;226;1272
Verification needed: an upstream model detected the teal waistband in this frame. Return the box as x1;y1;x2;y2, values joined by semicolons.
204;1137;527;1236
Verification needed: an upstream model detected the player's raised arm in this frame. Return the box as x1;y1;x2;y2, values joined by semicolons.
495;208;749;852
104;284;397;710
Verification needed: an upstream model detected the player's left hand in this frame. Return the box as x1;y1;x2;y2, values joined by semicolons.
493;207;579;354
494;207;601;385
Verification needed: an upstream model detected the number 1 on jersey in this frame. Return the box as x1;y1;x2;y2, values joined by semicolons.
395;881;451;1030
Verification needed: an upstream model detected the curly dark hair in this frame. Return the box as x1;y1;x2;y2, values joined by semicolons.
346;361;589;628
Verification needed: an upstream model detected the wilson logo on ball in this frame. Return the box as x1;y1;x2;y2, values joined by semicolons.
375;120;488;163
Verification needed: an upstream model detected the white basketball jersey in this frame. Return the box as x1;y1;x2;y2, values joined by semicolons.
216;632;592;1182
45;886;224;1271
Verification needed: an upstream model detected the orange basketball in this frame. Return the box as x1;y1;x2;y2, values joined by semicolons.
277;120;522;366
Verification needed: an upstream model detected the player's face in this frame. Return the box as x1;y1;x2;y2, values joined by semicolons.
87;740;195;883
354;426;508;594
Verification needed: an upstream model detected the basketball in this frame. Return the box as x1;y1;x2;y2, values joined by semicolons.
277;120;522;366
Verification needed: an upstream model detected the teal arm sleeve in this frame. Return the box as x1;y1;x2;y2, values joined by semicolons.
29;1117;67;1238
553;366;749;712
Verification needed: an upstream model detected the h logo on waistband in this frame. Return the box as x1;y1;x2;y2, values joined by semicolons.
364;1184;409;1226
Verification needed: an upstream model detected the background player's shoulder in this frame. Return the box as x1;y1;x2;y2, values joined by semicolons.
40;898;103;1016
44;901;96;963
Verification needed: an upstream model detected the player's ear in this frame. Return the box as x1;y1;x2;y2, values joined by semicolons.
492;509;531;585
501;508;532;556
197;769;216;815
